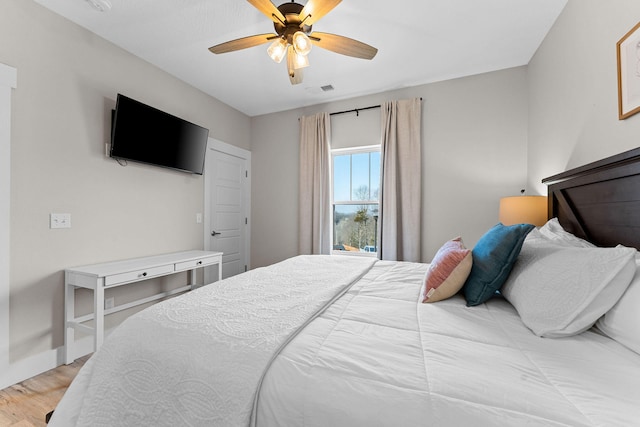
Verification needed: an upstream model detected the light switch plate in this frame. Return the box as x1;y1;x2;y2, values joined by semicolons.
50;213;71;229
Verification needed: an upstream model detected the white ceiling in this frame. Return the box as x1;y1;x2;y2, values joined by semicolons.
33;0;567;117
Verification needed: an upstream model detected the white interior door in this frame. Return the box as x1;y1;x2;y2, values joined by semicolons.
204;140;250;283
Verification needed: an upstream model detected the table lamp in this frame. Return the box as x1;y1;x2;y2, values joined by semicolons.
499;191;547;226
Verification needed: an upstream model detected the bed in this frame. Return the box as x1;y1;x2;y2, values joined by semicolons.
49;148;640;426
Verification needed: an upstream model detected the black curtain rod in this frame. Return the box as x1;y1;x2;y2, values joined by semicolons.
329;97;423;117
330;105;380;117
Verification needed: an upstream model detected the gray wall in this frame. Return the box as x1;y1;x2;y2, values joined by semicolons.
528;0;640;193
250;67;530;268
1;0;250;362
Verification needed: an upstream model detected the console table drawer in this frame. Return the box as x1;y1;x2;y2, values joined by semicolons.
104;264;174;287
175;256;220;272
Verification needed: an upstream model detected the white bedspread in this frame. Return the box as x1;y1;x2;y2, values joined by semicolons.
256;260;640;426
49;255;376;427
51;256;640;427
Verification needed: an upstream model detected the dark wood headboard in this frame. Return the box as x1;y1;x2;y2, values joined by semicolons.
543;147;640;249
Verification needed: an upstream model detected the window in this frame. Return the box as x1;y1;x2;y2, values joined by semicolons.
331;146;380;256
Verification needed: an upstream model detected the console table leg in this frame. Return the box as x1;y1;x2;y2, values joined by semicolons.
64;274;75;365
189;269;196;290
94;283;105;352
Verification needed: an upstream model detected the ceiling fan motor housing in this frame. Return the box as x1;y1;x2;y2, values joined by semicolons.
274;2;312;42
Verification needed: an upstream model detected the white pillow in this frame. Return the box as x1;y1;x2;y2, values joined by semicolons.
536;218;595;248
501;239;636;337
596;254;640;354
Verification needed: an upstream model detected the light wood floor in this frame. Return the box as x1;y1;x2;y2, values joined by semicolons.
0;355;89;427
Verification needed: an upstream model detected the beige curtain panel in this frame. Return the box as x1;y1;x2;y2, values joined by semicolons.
380;98;422;262
298;112;331;255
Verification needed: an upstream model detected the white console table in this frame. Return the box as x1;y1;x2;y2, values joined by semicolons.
64;250;222;364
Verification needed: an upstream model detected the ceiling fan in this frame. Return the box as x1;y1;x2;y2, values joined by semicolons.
208;0;378;85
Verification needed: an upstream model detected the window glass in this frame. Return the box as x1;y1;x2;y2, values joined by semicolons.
333;204;379;252
351;153;371;200
333;155;351;201
332;147;380;256
370;151;380;200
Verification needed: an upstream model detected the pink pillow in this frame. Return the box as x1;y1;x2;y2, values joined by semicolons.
422;237;472;303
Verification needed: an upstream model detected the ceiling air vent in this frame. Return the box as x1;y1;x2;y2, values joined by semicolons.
321;85;334;92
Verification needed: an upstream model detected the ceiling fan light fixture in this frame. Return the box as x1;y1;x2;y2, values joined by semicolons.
292;31;312;56
293;50;310;69
287;45;306;85
286;45;296;75
289;68;304;85
267;38;287;63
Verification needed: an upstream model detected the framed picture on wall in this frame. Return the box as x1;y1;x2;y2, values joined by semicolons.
617;21;640;120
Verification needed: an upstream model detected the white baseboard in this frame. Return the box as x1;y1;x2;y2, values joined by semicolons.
0;333;99;390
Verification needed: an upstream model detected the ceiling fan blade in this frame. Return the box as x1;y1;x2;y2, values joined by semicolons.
309;32;378;60
299;0;342;26
209;33;276;54
247;0;286;24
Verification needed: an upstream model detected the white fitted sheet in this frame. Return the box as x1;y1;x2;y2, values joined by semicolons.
256;260;640;427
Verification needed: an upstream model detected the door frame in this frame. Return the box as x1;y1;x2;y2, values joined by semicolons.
203;138;251;281
0;63;17;387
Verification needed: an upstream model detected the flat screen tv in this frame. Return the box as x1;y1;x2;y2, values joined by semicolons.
110;94;209;175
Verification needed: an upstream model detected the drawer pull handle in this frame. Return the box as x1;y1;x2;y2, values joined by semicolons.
141;272;147;277
197;261;203;265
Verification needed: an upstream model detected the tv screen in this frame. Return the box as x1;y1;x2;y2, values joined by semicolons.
110;94;209;175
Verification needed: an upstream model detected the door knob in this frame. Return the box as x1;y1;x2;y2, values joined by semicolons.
211;231;221;236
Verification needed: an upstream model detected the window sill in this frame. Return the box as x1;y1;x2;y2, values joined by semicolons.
331;250;378;258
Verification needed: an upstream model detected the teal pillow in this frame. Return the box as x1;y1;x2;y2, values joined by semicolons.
464;223;534;306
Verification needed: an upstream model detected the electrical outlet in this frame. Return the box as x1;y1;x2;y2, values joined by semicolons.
105;297;115;310
196;213;202;224
50;213;71;229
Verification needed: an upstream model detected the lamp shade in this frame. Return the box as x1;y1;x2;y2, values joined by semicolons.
292;31;312;56
267;38;287;63
292;49;309;69
499;195;548;226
